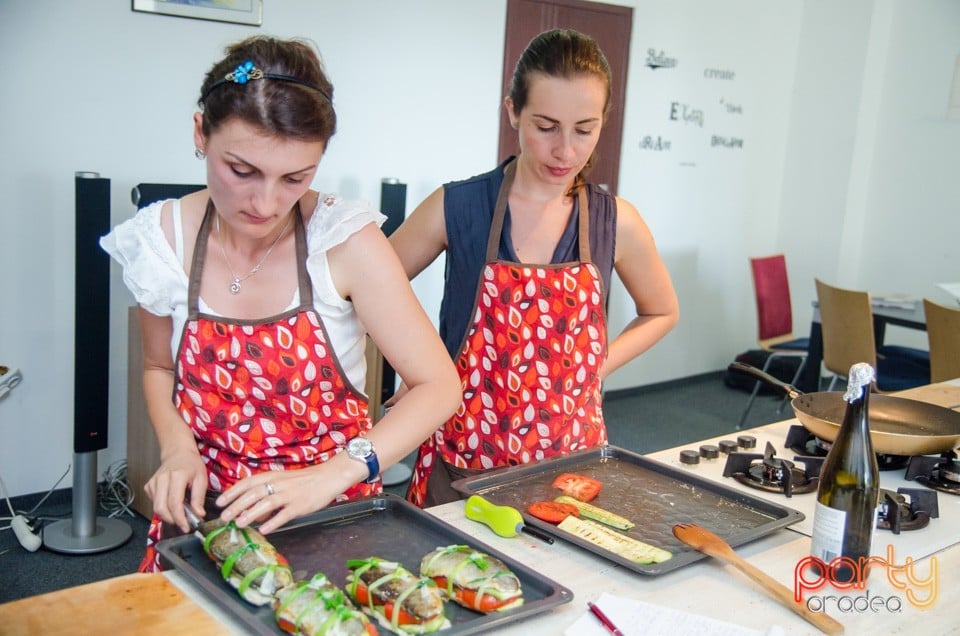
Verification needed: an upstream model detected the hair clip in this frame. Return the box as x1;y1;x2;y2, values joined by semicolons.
225;60;264;85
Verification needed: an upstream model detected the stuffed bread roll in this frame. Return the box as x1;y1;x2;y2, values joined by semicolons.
419;545;523;613
199;517;294;606
274;572;378;636
345;557;449;634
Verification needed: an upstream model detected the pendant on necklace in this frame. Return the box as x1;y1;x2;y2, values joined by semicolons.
230;279;242;295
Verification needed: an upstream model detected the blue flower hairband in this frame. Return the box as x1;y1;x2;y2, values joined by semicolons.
200;60;331;104
228;60;262;84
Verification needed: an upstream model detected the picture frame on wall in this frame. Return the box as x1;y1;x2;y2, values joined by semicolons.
132;0;262;26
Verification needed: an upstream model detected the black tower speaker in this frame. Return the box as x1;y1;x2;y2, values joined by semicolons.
44;172;132;554
377;179;413;486
380;178;407;238
378;179;407;406
74;173;111;453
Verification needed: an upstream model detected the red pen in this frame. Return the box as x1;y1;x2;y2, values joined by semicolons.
587;601;624;636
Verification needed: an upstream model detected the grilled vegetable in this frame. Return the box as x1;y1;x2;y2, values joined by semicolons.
526;501;579;524
553;495;634;530
557;516;672;564
551;473;602;502
419;544;523;613
345;557;449;634
274;572;378;635
200;518;294;606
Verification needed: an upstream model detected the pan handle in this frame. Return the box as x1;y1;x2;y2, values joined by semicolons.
727;362;803;400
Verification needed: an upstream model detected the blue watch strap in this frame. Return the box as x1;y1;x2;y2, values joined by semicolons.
364;452;380;484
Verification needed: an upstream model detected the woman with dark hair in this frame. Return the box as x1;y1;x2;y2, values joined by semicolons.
101;36;460;571
389;29;679;507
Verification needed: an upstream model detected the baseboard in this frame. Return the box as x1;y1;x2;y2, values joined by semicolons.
604;370;725;402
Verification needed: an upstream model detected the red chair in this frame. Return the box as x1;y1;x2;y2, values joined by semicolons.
738;255;809;427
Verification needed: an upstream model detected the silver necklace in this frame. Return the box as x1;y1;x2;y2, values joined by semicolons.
216;212;293;295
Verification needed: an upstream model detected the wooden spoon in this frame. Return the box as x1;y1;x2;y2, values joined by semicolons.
672;523;844;635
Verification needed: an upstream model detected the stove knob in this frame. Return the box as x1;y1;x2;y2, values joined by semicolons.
679;450;701;465
737;435;757;449
718;440;739;454
699;444;719;459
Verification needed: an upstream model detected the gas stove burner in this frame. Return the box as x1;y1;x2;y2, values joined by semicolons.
783;425;910;470
722;441;821;497
905;451;960;495
876;488;940;533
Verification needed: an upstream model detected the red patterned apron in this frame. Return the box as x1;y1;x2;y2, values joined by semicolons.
407;161;608;507
140;201;379;572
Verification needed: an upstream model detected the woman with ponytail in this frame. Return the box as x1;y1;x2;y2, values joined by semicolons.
389;29;679;507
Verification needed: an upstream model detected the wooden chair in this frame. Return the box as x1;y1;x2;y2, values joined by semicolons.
923;298;960;382
738;255;809;427
815;279;929;391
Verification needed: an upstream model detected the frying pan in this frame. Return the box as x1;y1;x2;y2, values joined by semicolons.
728;362;960;455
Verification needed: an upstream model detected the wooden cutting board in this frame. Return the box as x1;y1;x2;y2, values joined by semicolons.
0;573;229;635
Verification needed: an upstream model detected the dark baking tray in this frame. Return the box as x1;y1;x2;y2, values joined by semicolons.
451;445;805;575
156;494;572;635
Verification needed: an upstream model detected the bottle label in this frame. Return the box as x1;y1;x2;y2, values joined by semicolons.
810;501;846;563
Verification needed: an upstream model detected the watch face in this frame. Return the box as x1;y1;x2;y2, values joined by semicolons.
348;437;373;457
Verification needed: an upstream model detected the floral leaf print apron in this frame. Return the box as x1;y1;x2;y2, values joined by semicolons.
139;201;379;572
407;161;608;508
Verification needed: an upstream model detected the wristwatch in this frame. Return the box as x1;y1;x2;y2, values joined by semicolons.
346;437;380;484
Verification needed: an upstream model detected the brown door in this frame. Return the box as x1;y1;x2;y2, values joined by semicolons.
498;0;633;195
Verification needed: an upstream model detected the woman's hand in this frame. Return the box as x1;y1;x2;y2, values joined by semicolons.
145;448;207;533
215;466;342;535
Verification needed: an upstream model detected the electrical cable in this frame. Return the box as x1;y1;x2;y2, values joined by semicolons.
97;459;136;518
22;464;71;517
0;472;42;551
1;472;22;522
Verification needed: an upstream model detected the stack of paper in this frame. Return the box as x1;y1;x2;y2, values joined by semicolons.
871;294;918;310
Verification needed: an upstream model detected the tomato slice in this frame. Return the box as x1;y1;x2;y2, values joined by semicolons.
431;576;520;612
551;473;602;502
352;581;421;625
526;500;580;524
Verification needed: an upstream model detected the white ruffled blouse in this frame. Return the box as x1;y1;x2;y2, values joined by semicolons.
100;194;385;392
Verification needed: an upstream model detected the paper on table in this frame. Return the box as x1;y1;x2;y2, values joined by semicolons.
870;293;918;310
564;592;784;636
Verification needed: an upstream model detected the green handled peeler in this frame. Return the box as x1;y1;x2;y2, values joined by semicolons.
464;495;554;544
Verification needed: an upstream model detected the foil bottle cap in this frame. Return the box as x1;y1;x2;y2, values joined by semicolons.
843;362;876;402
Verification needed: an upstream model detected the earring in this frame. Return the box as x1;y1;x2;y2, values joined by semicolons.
194;148;206;160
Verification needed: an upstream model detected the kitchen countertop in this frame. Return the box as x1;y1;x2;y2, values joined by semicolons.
3;380;957;635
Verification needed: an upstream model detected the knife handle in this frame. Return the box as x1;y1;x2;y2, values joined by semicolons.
183;505;202;532
520;524;555;544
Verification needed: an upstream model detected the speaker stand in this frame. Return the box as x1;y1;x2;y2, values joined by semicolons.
43;451;132;554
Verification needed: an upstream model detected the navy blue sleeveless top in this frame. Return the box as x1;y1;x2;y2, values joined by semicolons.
439;158;617;358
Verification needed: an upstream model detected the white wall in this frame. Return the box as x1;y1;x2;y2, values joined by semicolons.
1;1;957;497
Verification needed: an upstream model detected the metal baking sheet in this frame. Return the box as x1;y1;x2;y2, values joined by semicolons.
451;445;805;575
156;494;572;635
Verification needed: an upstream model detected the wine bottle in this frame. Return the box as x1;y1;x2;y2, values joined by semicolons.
809;362;880;585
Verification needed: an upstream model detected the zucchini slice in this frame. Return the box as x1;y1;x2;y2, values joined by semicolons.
553;495;634;530
557;516;672;564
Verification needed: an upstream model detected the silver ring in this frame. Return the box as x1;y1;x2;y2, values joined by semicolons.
265;482;275;496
